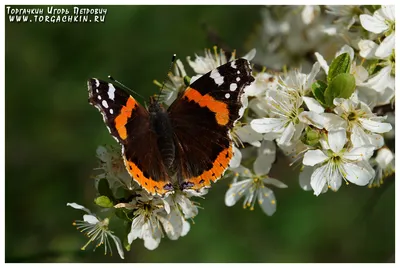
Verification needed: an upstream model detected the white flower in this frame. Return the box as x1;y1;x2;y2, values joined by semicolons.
369;147;395;187
326;5;359;29
333;97;392;148
357;45;395;106
187;47;256;77
164;192;199;219
95;145;136;197
250;89;304;146
127;191;188;250
360;6;395;58
67;203;124;259
302;129;375;196
244;72;278;97
155;59;188;106
300;95;392;149
225;166;287;216
282;61;321;96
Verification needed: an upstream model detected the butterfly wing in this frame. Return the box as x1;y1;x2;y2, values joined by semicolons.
168;58;254;192
88;79;173;196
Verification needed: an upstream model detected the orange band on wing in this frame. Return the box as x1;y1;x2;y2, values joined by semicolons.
184;88;229;126
123;156;172;196
183;144;233;191
114;97;137;140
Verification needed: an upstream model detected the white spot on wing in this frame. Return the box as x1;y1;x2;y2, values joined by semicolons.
95;79;100;87
102;100;109;108
225;93;230;99
236;77;240;82
210;69;224;86
97;95;101;100
237;70;240;74
110;109;114;114
108;83;116;100
231;61;237;69
230;83;237;91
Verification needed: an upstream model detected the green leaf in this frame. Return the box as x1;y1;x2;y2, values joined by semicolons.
94;195;114;208
324;73;356;107
327;53;351;84
311;80;328;106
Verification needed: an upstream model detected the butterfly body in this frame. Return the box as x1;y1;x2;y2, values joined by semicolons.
88;58;254;196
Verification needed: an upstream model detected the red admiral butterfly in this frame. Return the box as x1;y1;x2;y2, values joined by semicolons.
87;58;254;196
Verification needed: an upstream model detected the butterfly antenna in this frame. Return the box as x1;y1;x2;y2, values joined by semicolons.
156;54;177;103
108;75;145;101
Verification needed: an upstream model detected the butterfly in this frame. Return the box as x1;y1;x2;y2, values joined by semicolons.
87;58;254;196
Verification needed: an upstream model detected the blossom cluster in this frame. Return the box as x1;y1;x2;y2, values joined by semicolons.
68;5;395;259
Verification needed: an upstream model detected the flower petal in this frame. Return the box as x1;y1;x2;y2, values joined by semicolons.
250;118;285;134
299;166;313;191
277;121;296;145
380;5;395;21
225;179;252;207
360;14;388;34
181;220;191;237
257;187;276;216
83;215;99;224
242;48;256;61
328;168;342;192
342;161;374;186
361;66;394;92
336;44;354;61
303;150;329;166
353;65;369;84
328;129;346;153
359;118;392;133
303;96;324;114
229;145;242;169
343;146;375;161
351;125;376;148
321;113;347;131
376;147;394;168
315;52;329;74
175;194;198;219
306;62;321;89
358;39;379;59
235;125;263;147
310;165;329;196
67;203;92;214
158;211;183;240
128;215;145;244
110;234;125;259
263;177;288;188
375;32;395;58
142;222;162;250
